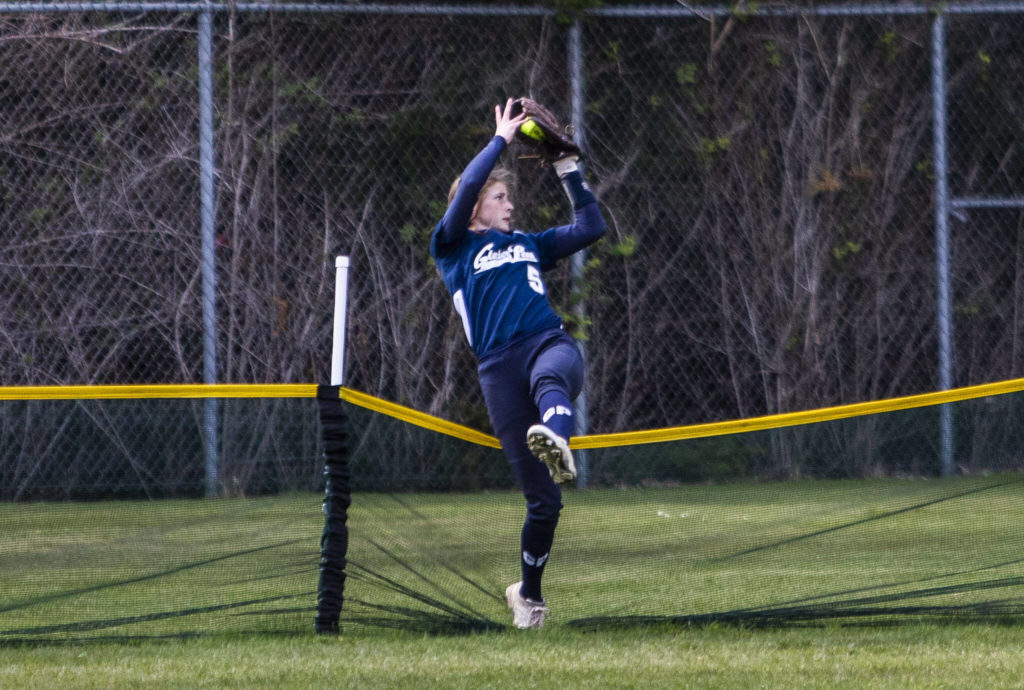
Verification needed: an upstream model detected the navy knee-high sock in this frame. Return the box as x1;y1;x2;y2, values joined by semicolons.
520;519;556;601
536;390;574;442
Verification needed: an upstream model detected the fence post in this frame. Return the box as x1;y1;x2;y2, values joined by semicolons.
931;10;954;476
198;3;220;496
567;19;591;488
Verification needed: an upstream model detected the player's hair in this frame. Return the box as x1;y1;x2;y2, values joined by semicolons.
447;167;514;207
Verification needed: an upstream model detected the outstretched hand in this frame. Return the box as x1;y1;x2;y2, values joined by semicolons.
494;98;527;144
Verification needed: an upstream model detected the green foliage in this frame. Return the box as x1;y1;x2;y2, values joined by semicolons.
556;308;593;341
535;203;562;225
878;29;901;63
603;40;621;62
831;240;862;264
279;76;328;105
603;235;636;258
731;1;760;20
274;122;301;147
675;62;707;114
558;234;637;340
675;63;697;87
397;223;419;244
975;49;993;92
697;135;731;169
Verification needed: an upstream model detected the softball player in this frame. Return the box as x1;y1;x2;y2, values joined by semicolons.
430;99;606;629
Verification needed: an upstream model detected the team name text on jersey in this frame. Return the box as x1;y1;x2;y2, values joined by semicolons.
473;242;539;274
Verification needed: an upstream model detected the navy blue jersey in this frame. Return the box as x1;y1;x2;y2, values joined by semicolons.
430;136;605;358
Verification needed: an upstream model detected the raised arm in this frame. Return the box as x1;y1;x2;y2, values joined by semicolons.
434;100;527;248
435;137;505;246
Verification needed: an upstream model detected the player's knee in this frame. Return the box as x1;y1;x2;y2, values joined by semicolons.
525;490;562;525
531;351;583;401
532;373;567;397
532;371;581;405
526;504;561;528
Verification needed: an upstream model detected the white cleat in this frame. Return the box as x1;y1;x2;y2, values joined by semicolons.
505;581;549;629
526;424;576;484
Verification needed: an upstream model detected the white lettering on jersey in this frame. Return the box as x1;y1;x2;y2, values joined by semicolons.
473;242;538;274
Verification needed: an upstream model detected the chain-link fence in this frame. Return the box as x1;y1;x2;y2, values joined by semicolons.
2;3;1023;446
0;396;322;500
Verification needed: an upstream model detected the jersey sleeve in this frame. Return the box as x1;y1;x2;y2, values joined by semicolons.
431;136;507;257
533;193;606;268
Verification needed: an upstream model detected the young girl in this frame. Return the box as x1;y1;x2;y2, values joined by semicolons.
430;99;606;628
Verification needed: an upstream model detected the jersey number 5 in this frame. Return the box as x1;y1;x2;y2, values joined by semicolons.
527;265;545;295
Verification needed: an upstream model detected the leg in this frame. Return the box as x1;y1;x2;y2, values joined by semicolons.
511;445;562;602
479;351;563;604
529;332;584;442
525;332;584;482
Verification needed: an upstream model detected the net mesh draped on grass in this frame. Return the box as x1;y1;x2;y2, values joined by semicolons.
2;384;1024;643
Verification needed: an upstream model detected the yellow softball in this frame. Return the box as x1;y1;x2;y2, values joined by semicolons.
519;119;545;142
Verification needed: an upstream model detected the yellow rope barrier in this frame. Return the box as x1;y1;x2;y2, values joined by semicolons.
6;378;1024;451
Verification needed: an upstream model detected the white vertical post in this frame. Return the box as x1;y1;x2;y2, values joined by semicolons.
331;256;351;387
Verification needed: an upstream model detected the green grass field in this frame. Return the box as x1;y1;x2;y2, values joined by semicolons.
3;477;1024;687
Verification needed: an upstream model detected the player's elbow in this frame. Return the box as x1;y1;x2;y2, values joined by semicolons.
581;204;607;243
